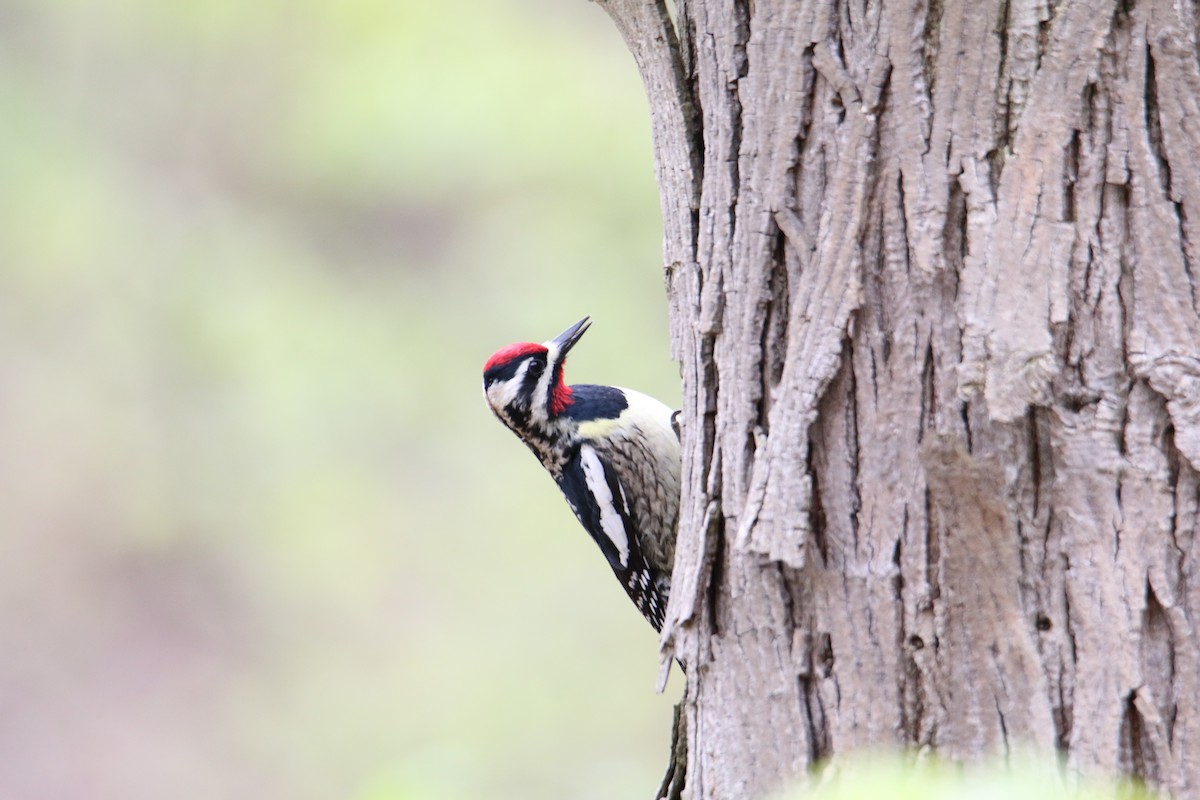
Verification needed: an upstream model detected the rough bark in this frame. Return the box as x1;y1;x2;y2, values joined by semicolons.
595;0;1200;797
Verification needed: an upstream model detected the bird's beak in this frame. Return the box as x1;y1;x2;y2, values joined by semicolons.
547;316;591;356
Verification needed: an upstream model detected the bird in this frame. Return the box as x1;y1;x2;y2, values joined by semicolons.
482;316;681;631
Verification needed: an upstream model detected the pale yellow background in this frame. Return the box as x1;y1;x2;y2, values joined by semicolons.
0;1;681;797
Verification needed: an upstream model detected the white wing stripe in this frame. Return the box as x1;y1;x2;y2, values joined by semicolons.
579;444;630;568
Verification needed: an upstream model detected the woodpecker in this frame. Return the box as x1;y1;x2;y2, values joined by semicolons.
482;316;680;632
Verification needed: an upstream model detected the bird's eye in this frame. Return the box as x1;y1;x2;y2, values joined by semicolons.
528;358;545;375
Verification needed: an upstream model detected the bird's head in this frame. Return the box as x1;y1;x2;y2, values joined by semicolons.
482;316;590;436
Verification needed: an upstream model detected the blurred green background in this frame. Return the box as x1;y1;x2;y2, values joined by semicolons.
0;0;680;798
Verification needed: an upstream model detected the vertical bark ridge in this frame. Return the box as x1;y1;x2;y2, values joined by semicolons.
736;0;878;567
1135;0;1200;469
599;0;1200;795
972;0;1118;421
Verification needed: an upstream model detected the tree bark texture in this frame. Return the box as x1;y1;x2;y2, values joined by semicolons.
595;0;1200;797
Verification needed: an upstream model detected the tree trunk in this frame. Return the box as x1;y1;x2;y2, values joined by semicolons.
595;0;1200;797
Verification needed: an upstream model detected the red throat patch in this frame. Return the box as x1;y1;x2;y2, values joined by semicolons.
550;377;573;416
483;342;546;373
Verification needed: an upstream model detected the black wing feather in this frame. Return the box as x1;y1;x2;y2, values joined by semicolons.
558;446;668;631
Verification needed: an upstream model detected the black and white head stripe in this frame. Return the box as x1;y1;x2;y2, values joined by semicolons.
482;317;591;422
482;356;530;387
483;342;547;388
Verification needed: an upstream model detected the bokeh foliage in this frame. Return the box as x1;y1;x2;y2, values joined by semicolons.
0;1;678;798
785;755;1152;800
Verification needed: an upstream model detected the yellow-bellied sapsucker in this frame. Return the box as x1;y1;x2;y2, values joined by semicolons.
482;316;680;631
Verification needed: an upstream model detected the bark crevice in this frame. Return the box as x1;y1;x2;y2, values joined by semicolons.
599;0;1200;794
